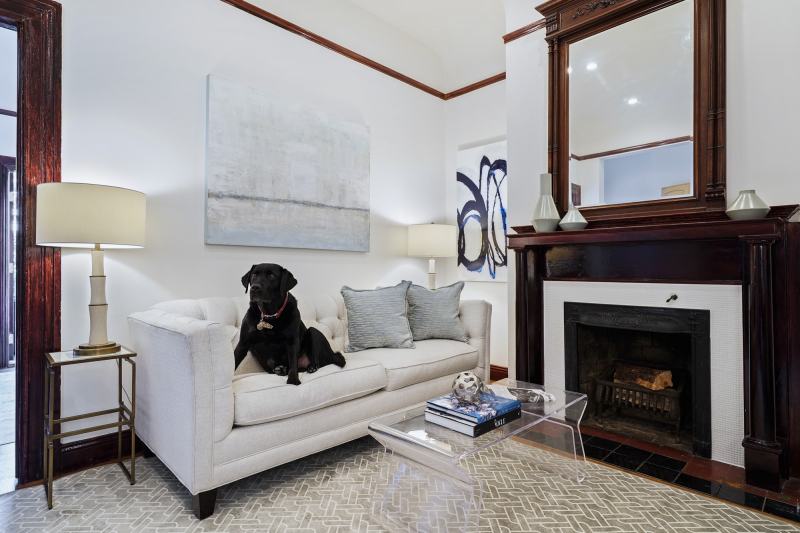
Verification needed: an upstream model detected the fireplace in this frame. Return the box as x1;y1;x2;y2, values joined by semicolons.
564;302;711;457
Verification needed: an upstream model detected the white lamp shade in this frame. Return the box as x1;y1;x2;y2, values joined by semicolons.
36;182;146;248
407;224;457;258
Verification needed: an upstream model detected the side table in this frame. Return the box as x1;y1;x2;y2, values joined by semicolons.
43;347;137;509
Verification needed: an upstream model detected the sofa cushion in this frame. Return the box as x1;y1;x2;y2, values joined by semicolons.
348;339;478;392
341;281;414;351
406;282;467;342
232;358;387;426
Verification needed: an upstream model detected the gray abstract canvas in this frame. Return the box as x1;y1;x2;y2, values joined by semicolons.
205;76;370;251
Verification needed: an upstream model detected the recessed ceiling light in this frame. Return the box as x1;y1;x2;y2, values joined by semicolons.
627;97;639;105
586;62;598;71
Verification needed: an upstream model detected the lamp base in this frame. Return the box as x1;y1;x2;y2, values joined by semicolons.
74;341;121;356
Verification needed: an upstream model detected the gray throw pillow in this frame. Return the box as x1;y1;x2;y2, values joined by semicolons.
341;281;414;352
406;281;468;342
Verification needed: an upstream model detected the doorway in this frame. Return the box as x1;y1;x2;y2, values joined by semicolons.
0;23;17;494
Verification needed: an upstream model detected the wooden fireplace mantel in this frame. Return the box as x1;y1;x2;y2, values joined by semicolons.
508;206;800;491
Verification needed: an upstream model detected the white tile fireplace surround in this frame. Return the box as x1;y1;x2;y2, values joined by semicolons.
543;281;744;467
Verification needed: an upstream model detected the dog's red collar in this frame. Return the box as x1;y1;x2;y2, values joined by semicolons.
258;293;289;321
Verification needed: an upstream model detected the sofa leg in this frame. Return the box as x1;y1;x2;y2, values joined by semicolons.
192;489;217;519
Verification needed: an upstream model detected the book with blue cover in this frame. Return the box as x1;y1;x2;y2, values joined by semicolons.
426;392;522;424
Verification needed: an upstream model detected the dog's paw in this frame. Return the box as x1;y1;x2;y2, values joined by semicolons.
306;365;318;374
287;373;301;386
333;353;346;367
274;365;288;376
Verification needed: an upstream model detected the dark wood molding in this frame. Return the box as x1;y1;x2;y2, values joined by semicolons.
503;18;547;43
219;0;504;101
741;235;783;491
443;73;506;100
510;209;800;490
490;364;509;381
537;0;726;223
570;135;692;161
0;108;16;118
54;430;142;476
0;0;62;486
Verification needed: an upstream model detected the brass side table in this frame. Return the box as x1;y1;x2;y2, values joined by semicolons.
43;347;137;509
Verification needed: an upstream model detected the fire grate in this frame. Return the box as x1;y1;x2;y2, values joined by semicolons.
593;362;684;437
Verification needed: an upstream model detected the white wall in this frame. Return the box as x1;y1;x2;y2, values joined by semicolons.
727;0;800;206
58;0;447;439
503;0;549;379
442;82;508;366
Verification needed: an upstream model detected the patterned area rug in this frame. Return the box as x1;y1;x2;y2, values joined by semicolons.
0;436;797;532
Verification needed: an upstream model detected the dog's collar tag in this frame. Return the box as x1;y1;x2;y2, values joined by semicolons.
257;320;273;331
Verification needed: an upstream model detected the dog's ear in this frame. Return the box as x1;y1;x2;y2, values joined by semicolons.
241;265;256;293
280;266;297;295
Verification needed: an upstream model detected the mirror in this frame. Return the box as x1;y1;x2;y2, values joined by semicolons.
568;1;694;208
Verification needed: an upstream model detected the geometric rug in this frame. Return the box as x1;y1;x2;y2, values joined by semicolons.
0;436;797;532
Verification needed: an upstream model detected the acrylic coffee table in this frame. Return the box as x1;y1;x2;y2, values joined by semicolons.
367;380;587;530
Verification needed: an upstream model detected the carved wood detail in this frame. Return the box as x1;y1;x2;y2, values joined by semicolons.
572;0;620;20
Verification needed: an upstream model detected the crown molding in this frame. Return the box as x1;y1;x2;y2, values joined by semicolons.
503;18;547;43
220;0;505;101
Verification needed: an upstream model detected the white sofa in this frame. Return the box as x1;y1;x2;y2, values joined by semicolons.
127;292;491;518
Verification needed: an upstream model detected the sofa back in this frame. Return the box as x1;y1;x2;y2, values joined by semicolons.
152;293;349;354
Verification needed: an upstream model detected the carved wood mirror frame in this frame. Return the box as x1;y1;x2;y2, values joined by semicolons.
536;0;726;225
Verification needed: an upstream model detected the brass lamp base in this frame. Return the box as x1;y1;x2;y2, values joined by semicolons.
74;342;121;356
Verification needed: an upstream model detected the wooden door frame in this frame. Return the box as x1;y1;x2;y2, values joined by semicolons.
0;0;62;486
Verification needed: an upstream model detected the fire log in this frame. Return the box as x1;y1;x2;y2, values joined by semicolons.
614;363;673;391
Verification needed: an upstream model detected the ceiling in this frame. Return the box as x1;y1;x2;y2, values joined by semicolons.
346;0;506;91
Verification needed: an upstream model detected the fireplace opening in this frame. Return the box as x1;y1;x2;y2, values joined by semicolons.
564;303;711;457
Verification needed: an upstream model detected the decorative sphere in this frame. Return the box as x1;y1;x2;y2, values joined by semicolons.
451;371;490;405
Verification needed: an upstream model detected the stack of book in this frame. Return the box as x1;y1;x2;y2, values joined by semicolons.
425;391;522;437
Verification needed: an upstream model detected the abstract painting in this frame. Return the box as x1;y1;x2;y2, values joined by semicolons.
456;140;508;282
205;76;370;251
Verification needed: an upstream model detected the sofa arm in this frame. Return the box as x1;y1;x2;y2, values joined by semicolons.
127;309;235;494
459;300;491;383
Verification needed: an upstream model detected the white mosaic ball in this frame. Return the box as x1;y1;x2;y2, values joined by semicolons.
452;371;485;404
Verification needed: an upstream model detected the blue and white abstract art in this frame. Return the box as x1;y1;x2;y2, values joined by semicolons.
205;76;370;252
456;140;508;282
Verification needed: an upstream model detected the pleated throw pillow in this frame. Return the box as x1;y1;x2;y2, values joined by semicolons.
406;281;468;342
341;281;414;352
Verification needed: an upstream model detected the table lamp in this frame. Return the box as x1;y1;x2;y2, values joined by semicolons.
407;223;457;289
36;183;146;355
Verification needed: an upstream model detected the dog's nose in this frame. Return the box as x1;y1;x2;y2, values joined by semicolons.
250;284;262;292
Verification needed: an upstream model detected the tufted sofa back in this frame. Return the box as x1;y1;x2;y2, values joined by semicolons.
151;292;349;354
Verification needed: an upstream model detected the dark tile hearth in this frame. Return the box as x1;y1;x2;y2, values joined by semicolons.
605;451;647;471
765;499;800;522
647;453;687;471
574;428;800;523
614;444;652;463
584;443;612;461
675;473;721;496
717;484;765;511
637;462;681;483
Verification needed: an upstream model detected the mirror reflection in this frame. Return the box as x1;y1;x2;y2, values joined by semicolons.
568;1;693;208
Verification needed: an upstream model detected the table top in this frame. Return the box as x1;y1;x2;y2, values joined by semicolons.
368;380;587;463
46;346;136;366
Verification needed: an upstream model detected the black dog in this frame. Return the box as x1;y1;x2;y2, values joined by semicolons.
234;263;346;385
